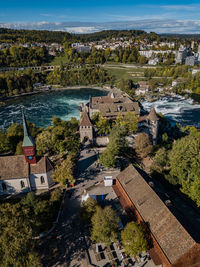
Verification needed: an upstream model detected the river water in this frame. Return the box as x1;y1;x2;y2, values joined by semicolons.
0;89;200;131
0;88;107;131
141;95;200;128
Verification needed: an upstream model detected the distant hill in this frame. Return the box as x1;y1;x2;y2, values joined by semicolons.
0;28;159;43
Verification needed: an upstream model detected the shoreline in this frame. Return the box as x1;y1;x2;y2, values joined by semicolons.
0;85;112;105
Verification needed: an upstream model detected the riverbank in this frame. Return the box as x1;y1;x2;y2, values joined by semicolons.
0;85;112;105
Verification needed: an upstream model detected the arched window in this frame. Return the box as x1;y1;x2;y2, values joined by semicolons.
20;181;25;188
2;182;7;191
40;176;45;184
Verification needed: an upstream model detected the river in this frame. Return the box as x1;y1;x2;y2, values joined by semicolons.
0;89;200;131
141;95;200;128
0;88;107;131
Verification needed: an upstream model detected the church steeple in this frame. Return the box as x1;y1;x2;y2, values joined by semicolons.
21;107;36;164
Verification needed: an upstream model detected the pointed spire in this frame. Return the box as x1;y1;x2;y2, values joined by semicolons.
148;108;159;121
80;111;93;127
22;106;29;137
21;107;35;147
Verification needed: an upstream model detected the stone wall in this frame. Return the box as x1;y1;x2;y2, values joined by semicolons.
95;136;109;146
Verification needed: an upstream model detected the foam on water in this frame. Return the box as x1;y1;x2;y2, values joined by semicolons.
0;91;200;131
0;88;107;131
141;95;200;128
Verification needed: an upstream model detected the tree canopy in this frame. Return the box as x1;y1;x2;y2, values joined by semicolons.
91;206;119;245
168;131;200;206
121;222;148;257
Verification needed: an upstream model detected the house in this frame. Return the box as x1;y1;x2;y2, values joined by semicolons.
135;81;151;95
148;58;159;65
88;91;140;119
113;165;200;267
172;79;182;87
0;109;54;195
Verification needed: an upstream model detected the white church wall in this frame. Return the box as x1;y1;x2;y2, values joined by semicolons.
0;178;30;195
30;173;49;190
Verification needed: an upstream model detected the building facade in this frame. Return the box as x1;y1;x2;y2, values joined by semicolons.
113;165;200;267
0;110;54;195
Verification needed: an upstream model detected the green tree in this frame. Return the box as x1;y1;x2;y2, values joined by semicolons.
99;126;128;168
36;130;54;155
6;123;23;153
0;129;10;153
52;154;75;187
115;112;138;133
79;197;98;225
96;115;111;135
0;202;41;267
151;147;168;173
168;131;200;206
15;141;23;155
91;206;119;245
121;222;148;257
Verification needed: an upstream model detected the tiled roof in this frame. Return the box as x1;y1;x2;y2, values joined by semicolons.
0;155;53;180
80;111;93;127
99;102;140;117
30;156;54;174
116;165;196;264
0;155;28;180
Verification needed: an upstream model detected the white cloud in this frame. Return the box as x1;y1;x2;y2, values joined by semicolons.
161;4;200;11
65;27;99;33
1;19;200;34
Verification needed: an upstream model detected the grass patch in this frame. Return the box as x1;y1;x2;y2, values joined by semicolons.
50;56;69;66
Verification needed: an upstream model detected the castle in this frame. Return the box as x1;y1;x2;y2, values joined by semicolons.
79;90;159;146
0;109;54;195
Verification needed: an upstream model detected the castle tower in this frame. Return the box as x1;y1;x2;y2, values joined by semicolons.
148;108;159;145
79;111;93;144
22;108;36;164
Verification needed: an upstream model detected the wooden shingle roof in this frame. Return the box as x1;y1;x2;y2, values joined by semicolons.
116;165;196;264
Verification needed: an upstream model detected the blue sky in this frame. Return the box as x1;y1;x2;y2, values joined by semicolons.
1;1;200;22
1;1;200;33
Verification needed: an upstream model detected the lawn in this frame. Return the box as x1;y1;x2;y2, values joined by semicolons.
50;56;69;66
103;64;146;82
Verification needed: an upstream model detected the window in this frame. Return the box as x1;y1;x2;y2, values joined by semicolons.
2;183;7;191
40;176;45;184
20;181;25;188
28;156;33;160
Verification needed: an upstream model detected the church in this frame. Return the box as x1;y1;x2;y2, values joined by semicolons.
0;110;54;195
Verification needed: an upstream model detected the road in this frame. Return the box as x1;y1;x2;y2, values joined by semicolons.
37;149;104;266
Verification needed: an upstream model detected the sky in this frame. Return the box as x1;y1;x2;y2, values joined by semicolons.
1;1;200;33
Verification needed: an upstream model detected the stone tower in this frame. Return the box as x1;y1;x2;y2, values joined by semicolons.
22;108;37;164
79;111;93;144
148;108;159;145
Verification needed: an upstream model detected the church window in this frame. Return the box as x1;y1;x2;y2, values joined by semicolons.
20;181;25;188
2;182;7;191
28;156;33;160
40;176;45;184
